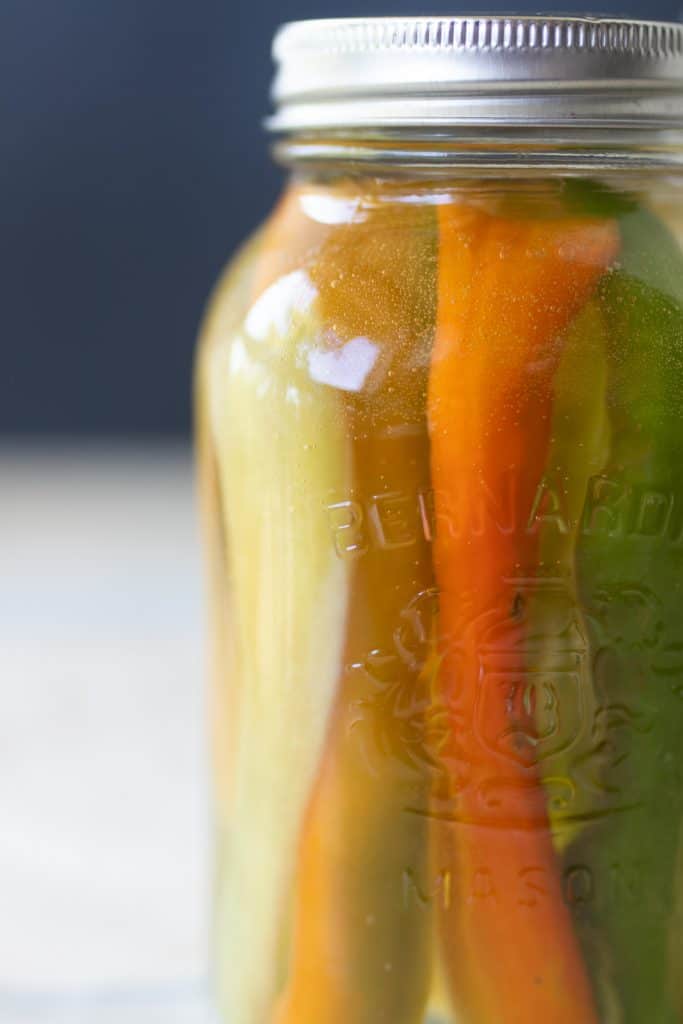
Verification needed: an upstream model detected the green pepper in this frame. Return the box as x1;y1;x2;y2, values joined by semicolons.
568;197;683;1021
202;217;353;1022
534;301;610;848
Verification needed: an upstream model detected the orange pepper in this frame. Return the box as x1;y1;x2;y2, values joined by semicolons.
428;203;618;1023
274;197;437;1023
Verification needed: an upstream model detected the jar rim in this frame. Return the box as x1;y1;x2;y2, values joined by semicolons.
268;16;683;135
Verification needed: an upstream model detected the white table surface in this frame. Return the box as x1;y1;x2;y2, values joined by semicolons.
0;444;215;1022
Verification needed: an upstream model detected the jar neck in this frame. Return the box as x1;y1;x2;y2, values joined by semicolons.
273;128;683;176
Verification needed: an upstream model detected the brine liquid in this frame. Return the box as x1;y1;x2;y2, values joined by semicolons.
196;177;683;1024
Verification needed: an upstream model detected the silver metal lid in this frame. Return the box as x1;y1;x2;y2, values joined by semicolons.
268;16;683;133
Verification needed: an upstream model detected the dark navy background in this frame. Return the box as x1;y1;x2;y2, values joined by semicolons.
2;0;680;435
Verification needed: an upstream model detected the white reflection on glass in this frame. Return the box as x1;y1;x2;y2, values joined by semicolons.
299;193;363;225
393;192;454;206
229;337;249;375
308;336;378;393
245;270;317;342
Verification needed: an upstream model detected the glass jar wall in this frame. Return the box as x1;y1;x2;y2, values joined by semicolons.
195;16;683;1024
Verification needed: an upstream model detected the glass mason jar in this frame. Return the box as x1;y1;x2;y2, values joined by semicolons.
195;17;683;1024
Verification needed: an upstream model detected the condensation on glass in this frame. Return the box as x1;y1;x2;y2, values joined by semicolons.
195;17;683;1024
